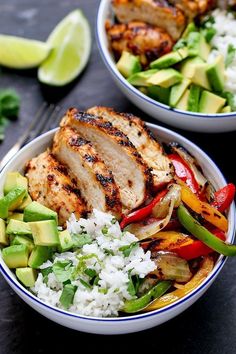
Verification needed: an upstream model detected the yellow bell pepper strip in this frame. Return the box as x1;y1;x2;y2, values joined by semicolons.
180;183;228;232
122;280;172;313
140;231;193;252
144;256;213;311
177;204;236;256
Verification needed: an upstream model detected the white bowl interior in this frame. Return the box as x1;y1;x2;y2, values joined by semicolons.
0;125;235;334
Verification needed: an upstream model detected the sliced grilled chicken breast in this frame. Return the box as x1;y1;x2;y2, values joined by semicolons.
52;126;122;218
105;21;173;66
87;106;173;189
25;151;87;225
169;0;215;19
112;0;186;40
60;108;152;211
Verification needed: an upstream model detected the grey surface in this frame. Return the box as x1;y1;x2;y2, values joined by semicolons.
0;1;236;353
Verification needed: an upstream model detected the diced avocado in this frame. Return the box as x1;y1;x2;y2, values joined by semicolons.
187;32;210;61
150;48;188;69
169;78;191;107
6;219;32;236
0;187;27;219
187;85;201;112
139;87;148;95
199;34;211;61
7;212;24;222
116;51;141;78
207;55;225;92
180;56;204;77
182;23;197;38
0;218;8;246
11;235;34;252
147;69;183;88
3;172;28;196
128;69;158;86
24;201;58;224
189;64;211;90
221;105;231;113
147;86;170;105
28;246;52;269
198;90;226;113
2;244;29;268
58;230;74;252
16;267;37;287
29;220;59;246
176;89;190;110
17;194;32;211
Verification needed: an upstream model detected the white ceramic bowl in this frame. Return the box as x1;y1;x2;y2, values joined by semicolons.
0;125;235;334
96;0;236;133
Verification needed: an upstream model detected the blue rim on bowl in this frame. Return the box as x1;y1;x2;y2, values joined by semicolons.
96;0;236;120
0;126;235;322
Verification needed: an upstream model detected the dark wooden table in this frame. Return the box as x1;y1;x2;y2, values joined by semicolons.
0;1;236;353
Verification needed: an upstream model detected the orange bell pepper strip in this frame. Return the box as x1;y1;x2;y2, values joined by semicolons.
180;182;228;232
144;256;214;311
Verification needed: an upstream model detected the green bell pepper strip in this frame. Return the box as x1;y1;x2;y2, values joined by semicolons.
177;204;236;256
122;280;172;313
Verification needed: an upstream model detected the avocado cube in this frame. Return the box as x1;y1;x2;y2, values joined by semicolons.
147;69;183;88
0;218;8;246
128;69;158;86
182;22;197;38
29;220;59;246
2;244;29;268
198;91;226;113
0;187;27;219
187;32;210;61
7;212;24;222
58;230;74;252
207;55;225;92
116;51;141;78
3;172;28;196
190;64;211;90
147;85;170;105
180;56;204;77
6;219;32;236
176;89;190;111
169;78;191;107
28;246;52;269
150;48;188;69
11;235;34;252
221;105;231;113
16;267;37;287
24;201;58;224
17;194;32;211
187;85;201;112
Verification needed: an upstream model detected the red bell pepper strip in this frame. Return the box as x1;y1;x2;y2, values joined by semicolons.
169;154;199;194
172;227;225;260
211;183;235;212
120;189;168;229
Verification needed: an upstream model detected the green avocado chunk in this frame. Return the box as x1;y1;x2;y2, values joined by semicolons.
180;56;204;77
198;90;226;113
0;187;27;219
24;201;58;224
221;105;231;113
182;23;197;39
2;244;29;268
116;51;141;78
16;267;37;287
6;219;32;236
169;78;191;107
3;172;28;196
0;218;8;246
28;246;52;269
128;69;158;86
58;230;74;252
207;55;225;92
147;85;170;105
187;32;210;61
11;235;34;252
150;47;188;69
187;85;201;112
17;194;32;211
7;212;24;222
175;89;190;110
29;220;59;246
147;69;183;88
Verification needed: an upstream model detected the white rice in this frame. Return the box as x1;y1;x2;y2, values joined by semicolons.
31;209;156;317
209;9;236;99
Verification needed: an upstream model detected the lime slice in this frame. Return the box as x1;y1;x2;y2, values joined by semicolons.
38;9;91;86
0;35;51;69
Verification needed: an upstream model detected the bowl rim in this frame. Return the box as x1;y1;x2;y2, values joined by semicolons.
0;126;235;322
96;0;236;120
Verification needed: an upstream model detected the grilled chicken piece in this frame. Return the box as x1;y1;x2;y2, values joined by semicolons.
169;0;216;18
60;108;152;211
87;106;173;189
106;21;173;66
112;0;186;41
25;151;87;225
52;126;122;219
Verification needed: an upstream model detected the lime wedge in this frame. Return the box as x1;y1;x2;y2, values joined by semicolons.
0;35;51;69
38;9;91;86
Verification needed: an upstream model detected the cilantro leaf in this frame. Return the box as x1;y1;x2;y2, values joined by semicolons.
59;284;77;309
52;260;74;282
119;242;138;257
41;266;53;284
225;44;236;68
0;89;20;118
72;233;92;248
